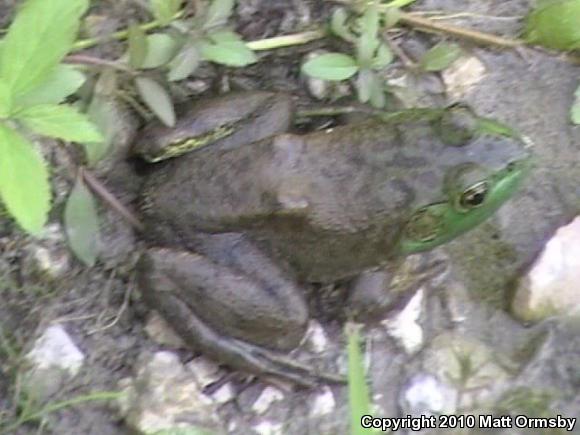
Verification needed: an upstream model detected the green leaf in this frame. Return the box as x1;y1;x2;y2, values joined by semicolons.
65;174;100;266
150;0;182;26
142;33;179;69
168;43;201;81
16;65;86;107
204;0;234;29
0;124;50;235
301;53;359;81
346;325;374;435
0;0;88;96
372;43;393;69
128;24;148;69
201;31;256;67
356;69;373;103
84;95;117;165
419;42;463;72
135;77;176;127
524;0;580;50
15;104;104;143
0;80;13;117
356;3;380;67
331;8;356;42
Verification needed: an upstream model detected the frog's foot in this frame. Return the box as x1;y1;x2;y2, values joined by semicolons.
138;247;345;388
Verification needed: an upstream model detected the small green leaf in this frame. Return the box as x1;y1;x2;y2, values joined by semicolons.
84;95;117;165
346;324;374;435
168;43;201;81
128;24;148;69
369;73;386;109
356;3;380;67
204;0;235;29
0;80;13;117
356;69;373;103
331;8;355;42
1;0;89;96
372;43;393;69
301;53;359;81
16;65;86;107
0;124;50;235
201;31;256;67
524;0;580;50
135;77;176;127
150;0;182;26
142;33;179;69
419;42;463;72
15;104;104;143
65;174;100;266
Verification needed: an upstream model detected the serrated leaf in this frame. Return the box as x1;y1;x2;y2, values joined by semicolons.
331;8;355;42
16;65;86;107
168;43;201;81
135;77;176;127
142;33;179;69
150;0;182;26
301;53;359;81
15;104;104;143
0;124;50;235
419;42;463;72
0;80;12;117
65;174;100;266
524;0;580;50
204;0;234;29
201;31;256;67
128;24;148;69
1;0;88;97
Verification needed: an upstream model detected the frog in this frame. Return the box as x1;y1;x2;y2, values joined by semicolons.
132;91;532;387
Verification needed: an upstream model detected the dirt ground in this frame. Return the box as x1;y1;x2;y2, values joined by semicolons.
1;0;580;434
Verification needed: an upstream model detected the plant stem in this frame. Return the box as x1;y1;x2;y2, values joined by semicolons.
397;11;523;48
246;29;327;51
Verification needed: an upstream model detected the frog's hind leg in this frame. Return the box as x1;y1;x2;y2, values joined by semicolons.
137;246;344;387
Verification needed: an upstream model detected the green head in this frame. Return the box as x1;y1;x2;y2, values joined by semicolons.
392;106;533;256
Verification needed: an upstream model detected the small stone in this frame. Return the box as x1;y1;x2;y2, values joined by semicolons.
253;420;284;435
144;312;186;348
384;289;424;354
26;325;84;375
399;373;458;416
512;216;580;322
251;386;285;415
118;351;222;434
309;386;336;418
304;321;329;353
24;325;85;399
186;356;223;388
442;55;486;100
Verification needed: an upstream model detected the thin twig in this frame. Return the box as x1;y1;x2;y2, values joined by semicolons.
80;168;145;232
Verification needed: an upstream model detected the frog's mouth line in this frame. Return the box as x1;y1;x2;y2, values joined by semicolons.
395;155;533;256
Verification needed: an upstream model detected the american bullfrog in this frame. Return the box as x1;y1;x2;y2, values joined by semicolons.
133;92;531;386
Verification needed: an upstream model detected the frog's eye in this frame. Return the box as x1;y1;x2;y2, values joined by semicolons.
459;181;488;210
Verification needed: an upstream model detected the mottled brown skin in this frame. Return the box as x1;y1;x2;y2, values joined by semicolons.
136;93;527;386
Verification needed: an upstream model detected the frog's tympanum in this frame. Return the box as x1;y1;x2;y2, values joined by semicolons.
133;92;531;386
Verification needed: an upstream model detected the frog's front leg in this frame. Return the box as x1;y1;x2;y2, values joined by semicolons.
347;252;449;322
137;236;344;387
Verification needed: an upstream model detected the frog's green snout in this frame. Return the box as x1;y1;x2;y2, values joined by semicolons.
397;153;533;256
